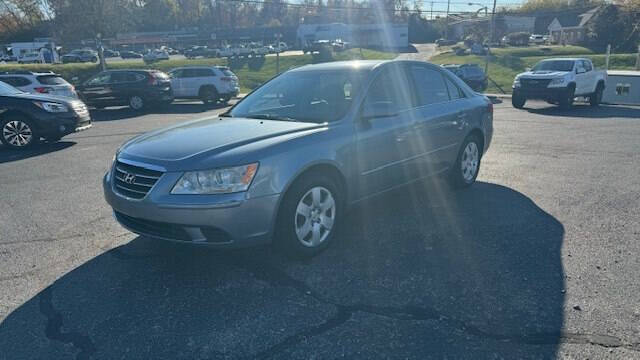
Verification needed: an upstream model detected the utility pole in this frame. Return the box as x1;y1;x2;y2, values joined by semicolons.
445;0;450;39
275;33;281;75
430;1;433;20
636;44;640;71
484;0;497;74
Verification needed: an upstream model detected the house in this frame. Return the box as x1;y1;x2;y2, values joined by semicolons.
547;7;599;44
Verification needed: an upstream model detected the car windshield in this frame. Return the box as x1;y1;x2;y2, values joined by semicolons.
0;81;23;95
229;69;367;123
532;60;575;72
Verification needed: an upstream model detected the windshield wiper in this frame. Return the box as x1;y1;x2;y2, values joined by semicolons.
246;114;299;122
219;112;232;117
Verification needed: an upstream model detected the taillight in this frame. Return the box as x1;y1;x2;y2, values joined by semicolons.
221;77;232;82
34;87;52;93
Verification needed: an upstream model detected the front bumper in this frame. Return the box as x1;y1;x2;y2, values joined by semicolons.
513;86;569;101
37;111;92;139
103;172;280;248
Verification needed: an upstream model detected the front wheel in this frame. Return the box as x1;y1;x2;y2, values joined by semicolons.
559;87;575;110
449;134;482;189
275;174;342;258
590;86;603;107
512;94;526;109
1;117;38;149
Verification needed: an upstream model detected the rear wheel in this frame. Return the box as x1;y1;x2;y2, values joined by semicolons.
129;95;145;111
590;85;603;107
275;173;343;258
199;86;219;104
1;117;38;149
449;134;482;189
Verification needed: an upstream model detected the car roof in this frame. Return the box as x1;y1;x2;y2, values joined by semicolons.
292;60;389;72
540;58;587;62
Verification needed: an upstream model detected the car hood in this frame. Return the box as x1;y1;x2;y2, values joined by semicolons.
519;71;569;78
120;117;325;162
10;91;76;104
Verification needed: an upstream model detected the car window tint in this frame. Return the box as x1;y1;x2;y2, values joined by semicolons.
36;75;67;85
364;66;413;113
110;72;130;83
198;68;215;77
183;69;201;78
0;77;31;87
582;60;592;72
170;69;183;78
86;73;110;86
445;77;464;100
410;66;450;105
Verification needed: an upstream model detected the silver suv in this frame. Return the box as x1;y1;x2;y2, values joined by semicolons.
104;60;493;258
0;71;78;99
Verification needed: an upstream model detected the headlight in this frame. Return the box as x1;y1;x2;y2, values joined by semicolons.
171;163;259;194
513;78;521;88
33;101;69;113
548;78;566;87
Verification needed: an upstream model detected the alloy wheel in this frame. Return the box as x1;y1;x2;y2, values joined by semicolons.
2;120;33;147
130;96;144;110
461;141;479;182
294;186;336;247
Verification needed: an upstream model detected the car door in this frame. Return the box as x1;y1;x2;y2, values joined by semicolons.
169;69;186;97
79;72;112;105
406;64;466;174
354;64;419;198
580;60;596;94
574;61;589;95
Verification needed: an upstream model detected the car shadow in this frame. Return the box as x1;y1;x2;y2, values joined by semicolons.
0;182;565;359
90;102;229;121
0;141;75;164
526;103;640;119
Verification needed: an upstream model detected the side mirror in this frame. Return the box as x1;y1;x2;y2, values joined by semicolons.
361;101;398;120
525;67;532;72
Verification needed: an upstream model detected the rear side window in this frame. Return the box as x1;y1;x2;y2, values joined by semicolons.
37;75;68;85
196;68;215;77
445;77;464;100
410;66;450;106
220;69;235;77
0;76;31;87
582;60;592;72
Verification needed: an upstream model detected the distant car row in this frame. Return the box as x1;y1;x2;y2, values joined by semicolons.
0;66;239;149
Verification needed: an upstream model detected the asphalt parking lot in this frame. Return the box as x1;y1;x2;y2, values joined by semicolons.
1;100;639;359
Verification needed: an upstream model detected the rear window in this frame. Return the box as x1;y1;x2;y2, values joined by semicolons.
37;75;68;85
0;76;31;87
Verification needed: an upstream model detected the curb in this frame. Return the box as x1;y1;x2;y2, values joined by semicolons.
485;93;511;99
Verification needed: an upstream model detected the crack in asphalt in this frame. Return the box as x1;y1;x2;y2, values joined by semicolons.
38;286;96;360
230;255;640;358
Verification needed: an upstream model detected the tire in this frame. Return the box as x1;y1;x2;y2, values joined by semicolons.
512;94;526;109
590;85;603;107
559;86;575;110
449;134;482;189
0;116;38;149
275;173;343;258
129;95;145;111
199;86;219;104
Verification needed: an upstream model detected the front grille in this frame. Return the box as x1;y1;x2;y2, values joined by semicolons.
71;101;89;118
520;79;552;90
113;161;163;199
114;211;191;240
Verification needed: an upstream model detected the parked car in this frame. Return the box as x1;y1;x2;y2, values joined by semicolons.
18;51;43;64
62;49;98;63
0;54;17;62
185;46;211;59
120;51;143;59
0;71;78;99
331;39;349;51
442;64;488;92
248;43;269;57
104;60;493;257
436;38;457;46
103;49;120;58
273;41;288;53
512;58;607;109
529;34;546;45
143;49;170;63
303;40;331;54
0;81;91;149
169;66;239;104
76;69;173;111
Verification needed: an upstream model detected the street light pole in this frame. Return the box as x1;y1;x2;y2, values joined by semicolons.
485;0;497;75
445;0;450;39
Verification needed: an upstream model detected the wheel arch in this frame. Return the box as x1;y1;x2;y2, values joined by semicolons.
467;127;485;156
198;84;219;96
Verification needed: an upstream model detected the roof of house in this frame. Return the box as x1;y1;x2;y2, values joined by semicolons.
549;6;600;29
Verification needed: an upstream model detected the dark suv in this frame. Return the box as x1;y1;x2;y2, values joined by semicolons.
442;64;488;92
76;70;173;110
0;81;91;149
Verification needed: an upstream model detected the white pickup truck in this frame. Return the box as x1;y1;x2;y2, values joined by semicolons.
512;58;607;109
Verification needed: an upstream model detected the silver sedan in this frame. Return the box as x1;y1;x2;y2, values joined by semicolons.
103;60;493;257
